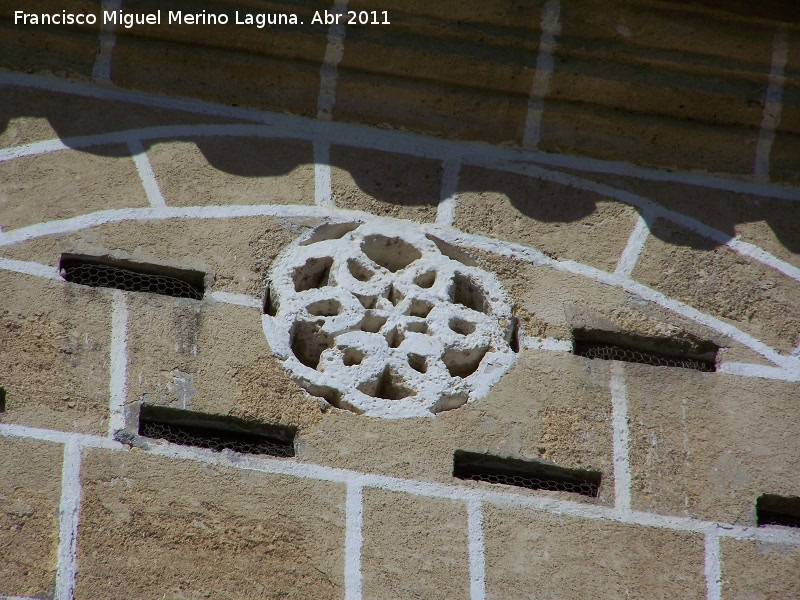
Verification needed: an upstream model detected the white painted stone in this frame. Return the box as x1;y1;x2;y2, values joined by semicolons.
263;220;516;418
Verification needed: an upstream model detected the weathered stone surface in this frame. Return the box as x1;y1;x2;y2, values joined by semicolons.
720;537;800;599
0;271;111;435
626;366;800;524
566;171;800;270
633;218;800;353
1;217;313;297
75;447;346;599
303;349;613;506
0;24;798;596
455;165;639;272
330;146;441;222
772;37;800;185
0;146;149;231
0;87;243;148
0;1;100;78
147;137;316;207
362;488;470;600
335;1;543;143
540;0;775;175
0;437;62;598
126;296;324;433
483;505;706;599
109;0;329;117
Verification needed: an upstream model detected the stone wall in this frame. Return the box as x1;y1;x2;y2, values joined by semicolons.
1;2;799;599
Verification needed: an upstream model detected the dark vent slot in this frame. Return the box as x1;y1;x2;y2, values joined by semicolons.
573;330;717;372
453;450;601;498
509;316;520;353
757;494;800;528
0;387;5;413
137;406;295;458
60;254;204;300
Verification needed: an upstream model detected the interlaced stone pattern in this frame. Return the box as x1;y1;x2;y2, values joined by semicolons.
263;221;516;418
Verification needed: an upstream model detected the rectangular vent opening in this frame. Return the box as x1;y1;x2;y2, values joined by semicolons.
757;494;800;528
137;405;296;458
453;450;601;498
0;387;5;413
60;254;204;300
509;316;520;353
572;329;717;372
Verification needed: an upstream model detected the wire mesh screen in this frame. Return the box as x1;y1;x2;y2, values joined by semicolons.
574;341;715;372
454;451;601;498
139;419;295;458
61;260;203;300
459;470;599;496
757;509;800;528
757;494;800;528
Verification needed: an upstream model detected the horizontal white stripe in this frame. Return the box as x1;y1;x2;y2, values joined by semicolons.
209;291;262;309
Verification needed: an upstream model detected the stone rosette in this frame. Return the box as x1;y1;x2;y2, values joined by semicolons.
263;221;516;418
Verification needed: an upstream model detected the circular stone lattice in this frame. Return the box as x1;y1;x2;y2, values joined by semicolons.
262;221;516;418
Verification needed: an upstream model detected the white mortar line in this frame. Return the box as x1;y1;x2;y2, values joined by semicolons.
54;439;82;600
209;291;261;309
467;498;487;600
108;290;128;437
754;28;788;181
718;362;800;382
726;237;800;284
2;423;800;546
1;137;77;162
0;423;122;449
0;205;359;247
314;140;335;207
344;481;364;600
610;363;632;516
0;257;60;280
716;523;800;544
521;336;572;352
523;0;561;148
92;0;123;81
127;137;167;208
704;528;722;600
317;0;349;121
436;159;461;227
614;213;651;277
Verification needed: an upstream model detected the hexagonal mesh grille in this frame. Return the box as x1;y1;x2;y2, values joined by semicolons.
60;257;203;300
574;341;715;372
454;451;601;498
138;411;295;458
757;494;800;528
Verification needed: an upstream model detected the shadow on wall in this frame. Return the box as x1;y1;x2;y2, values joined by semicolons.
0;97;798;254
